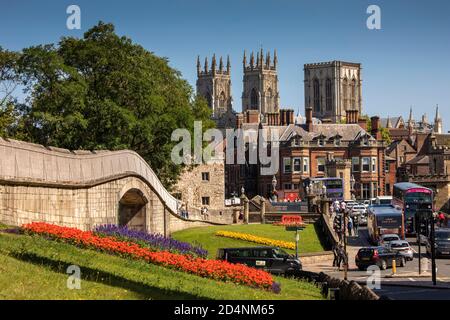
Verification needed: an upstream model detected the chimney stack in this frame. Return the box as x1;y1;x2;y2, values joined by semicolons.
371;116;381;140
306;107;313;132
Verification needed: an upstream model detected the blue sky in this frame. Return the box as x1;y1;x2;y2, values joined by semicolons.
1;0;449;131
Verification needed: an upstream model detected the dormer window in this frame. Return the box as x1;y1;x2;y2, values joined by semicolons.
318;138;325;147
362;136;369;146
291;136;303;147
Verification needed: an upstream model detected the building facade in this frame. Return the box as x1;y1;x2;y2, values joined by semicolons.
304;61;362;123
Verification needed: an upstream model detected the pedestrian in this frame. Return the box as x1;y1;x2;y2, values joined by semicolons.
353;214;359;236
332;244;339;268
438;212;446;228
340;201;347;214
337;245;344;270
348;216;354;237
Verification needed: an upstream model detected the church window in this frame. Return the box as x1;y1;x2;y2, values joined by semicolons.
351;79;356;109
313;79;320;112
343;78;348;110
219;91;226;109
250;88;258;109
326;79;332;111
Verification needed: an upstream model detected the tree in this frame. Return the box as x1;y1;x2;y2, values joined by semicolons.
362;114;392;145
4;22;214;187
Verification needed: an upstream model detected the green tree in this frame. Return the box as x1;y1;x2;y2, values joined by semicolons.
362;114;392;145
5;22;214;187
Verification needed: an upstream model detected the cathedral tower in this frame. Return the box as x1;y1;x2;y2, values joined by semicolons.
304;61;362;123
242;49;280;115
196;54;232;118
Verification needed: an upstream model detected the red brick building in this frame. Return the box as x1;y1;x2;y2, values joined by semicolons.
226;109;387;201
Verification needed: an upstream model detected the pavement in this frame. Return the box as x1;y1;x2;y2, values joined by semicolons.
303;225;450;299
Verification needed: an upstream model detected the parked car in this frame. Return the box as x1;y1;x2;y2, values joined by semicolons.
344;201;359;213
363;200;371;209
379;234;401;247
387;240;414;261
216;246;302;275
358;214;368;226
355;246;406;270
350;205;367;217
425;228;450;258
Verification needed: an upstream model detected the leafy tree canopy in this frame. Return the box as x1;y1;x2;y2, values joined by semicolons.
0;22;214;187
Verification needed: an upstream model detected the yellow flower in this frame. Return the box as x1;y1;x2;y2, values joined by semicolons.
215;231;295;250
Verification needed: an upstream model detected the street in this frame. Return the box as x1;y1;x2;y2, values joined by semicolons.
304;226;450;299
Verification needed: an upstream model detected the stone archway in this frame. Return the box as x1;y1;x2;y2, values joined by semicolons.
118;188;148;231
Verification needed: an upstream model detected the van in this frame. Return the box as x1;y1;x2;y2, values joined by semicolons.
216;246;302;275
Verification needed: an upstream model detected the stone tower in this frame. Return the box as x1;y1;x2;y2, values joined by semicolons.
304;61;362;123
434;105;443;134
242;49;280;115
196;54;232;118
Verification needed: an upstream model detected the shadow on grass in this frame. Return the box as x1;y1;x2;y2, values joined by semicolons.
8;251;208;300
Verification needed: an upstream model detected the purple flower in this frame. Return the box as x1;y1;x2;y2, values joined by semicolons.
271;282;281;294
94;224;208;258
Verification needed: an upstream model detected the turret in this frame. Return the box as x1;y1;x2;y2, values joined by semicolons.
197;55;201;76
211;54;216;75
227;55;231;74
434;104;443;134
243;50;247;70
273;50;278;69
204;57;208;73
219;56;223;72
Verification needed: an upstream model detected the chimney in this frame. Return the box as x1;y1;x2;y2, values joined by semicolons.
280;110;287;125
246;110;260;124
358;117;367;131
306;107;313;132
287;109;294;125
371;116;381;140
346;109;359;124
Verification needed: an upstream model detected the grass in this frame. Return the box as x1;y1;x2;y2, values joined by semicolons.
172;223;325;259
0;231;324;300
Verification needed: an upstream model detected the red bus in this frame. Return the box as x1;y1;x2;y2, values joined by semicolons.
392;182;434;235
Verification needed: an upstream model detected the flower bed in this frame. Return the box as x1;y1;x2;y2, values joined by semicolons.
216;230;295;250
94;225;207;258
22;222;277;292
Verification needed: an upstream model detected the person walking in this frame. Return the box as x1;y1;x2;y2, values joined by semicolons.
353;214;360;236
332;244;339;268
348;216;354;237
438;212;446;228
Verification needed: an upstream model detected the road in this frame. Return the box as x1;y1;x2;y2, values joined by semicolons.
303;226;450;299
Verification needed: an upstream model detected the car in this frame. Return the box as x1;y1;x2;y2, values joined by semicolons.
379;234;401;247
425;228;450;258
216;246;302;275
350;205;367;217
362;200;371;209
374;196;393;206
357;214;368;226
355;246;406;271
344;201;359;213
387;240;414;261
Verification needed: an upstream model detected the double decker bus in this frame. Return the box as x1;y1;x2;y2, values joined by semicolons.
367;205;404;244
392;182;434;235
303;177;344;201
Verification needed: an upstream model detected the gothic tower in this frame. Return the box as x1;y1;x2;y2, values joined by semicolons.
196;54;232;118
304;61;362;123
242;49;279;115
434;105;443;134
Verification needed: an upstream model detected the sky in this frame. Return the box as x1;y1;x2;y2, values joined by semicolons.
1;0;449;131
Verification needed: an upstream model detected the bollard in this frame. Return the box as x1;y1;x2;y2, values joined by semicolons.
391;259;396;275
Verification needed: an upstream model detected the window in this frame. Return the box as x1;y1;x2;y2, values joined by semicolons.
318;138;325;147
343;78;348;110
250;88;258;109
362;183;371;200
385;161;390;173
334;137;341;146
283;183;292;190
293;157;302;173
352;157;360;172
371;157;377;172
201;172;210;181
326;79;332;111
313;79;320;112
219;91;226;109
386;184;391;195
351;79;356;108
293;184;300;190
317;157;325;173
372;182;378;198
400;156;405;164
303;157;310;173
362;157;370;172
283;157;292;173
201;197;210;206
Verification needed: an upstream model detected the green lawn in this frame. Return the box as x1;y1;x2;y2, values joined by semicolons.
0;231;324;300
172;223;325;259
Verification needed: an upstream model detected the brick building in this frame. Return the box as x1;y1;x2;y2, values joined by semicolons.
226;108;387;201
